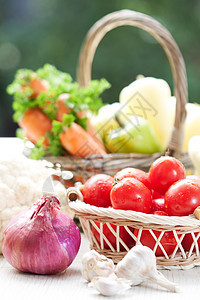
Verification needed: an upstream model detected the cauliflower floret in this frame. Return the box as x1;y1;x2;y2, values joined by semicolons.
0;154;56;254
0;182;15;210
13;177;36;205
0;174;16;189
0;164;8;176
0;154;76;254
0;153;77;255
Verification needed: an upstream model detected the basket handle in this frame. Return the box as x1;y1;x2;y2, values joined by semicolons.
77;9;188;155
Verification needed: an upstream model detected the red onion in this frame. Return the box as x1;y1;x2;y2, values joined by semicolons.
2;195;81;274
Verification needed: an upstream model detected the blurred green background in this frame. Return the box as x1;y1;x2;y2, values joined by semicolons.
1;0;200;136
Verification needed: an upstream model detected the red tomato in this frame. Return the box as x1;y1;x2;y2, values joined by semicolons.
186;175;200;183
92;222;135;250
152;211;168;216
149;156;186;194
134;225;178;256
110;178;152;213
151;198;165;213
82;174;114;207
165;178;200;216
114;168;151;190
152;190;164;199
182;232;200;251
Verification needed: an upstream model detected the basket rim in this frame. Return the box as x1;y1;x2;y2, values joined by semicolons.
69;200;200;227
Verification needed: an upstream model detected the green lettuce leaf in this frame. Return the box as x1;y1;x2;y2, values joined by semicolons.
7;63;110;159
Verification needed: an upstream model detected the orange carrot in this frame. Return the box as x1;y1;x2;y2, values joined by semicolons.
56;94;84;121
30;78;49;98
59;122;106;158
86;119;106;151
22;77;50;99
22;129;36;144
18;108;52;146
56;93;106;152
56;94;71;122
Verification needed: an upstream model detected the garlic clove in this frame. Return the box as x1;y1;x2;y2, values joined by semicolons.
115;245;179;292
89;274;131;297
148;270;180;293
115;245;150;285
82;250;115;282
82;256;99;282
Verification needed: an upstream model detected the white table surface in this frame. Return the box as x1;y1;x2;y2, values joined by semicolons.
0;138;200;300
1;233;200;300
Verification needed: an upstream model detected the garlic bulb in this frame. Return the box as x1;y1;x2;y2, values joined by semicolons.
89;274;131;297
82;250;115;282
115;245;179;292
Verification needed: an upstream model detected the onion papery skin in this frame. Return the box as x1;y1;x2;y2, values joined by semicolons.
2;195;81;275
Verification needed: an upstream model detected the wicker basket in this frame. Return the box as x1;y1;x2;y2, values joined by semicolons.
69;199;200;269
46;9;194;182
62;10;200;270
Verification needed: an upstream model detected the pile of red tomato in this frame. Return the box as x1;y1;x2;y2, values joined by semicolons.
81;156;200;256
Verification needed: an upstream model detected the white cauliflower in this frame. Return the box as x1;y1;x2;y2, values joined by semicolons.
0;154;74;253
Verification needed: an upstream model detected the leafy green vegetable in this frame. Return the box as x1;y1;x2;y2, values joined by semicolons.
36;64;73;90
7;64;74;121
7;63;111;159
36;91;58;120
7;63;110;122
76;116;88;130
65;78;111;114
16;128;26;140
42;115;76;157
29;138;46;160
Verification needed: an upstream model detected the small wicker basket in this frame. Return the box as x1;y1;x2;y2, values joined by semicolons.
46;9;193;182
63;10;200;270
68;199;200;269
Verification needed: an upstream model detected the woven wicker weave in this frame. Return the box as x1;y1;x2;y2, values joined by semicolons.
69;197;200;269
46;9;193;182
61;10;200;270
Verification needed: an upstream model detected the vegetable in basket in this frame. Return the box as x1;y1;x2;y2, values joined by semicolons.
160;99;200;152
165;178;200;216
110;177;152;213
134;213;179;257
119;76;175;151
183;103;200;151
56;93;105;150
91;102;122;141
104;114;162;154
81;174;114;207
18;107;52;146
7;64;110;158
188;135;200;174
91;75;200;154
150;198;165;212
149;156;186;194
78;155;200;259
92;222;134;251
59;121;106;157
114;167;152;189
91;76;174;155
